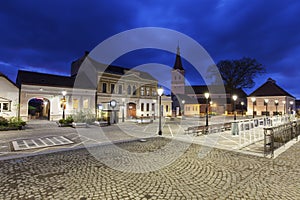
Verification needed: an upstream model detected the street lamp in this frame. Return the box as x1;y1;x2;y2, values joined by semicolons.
122;98;125;122
241;102;244;117
282;100;286;115
264;99;269;116
232;95;238;120
61;91;67;120
181;100;185;116
157;87;164;136
204;92;210;127
274;100;279;115
290;101;294;114
153;99;156;120
251;97;256;118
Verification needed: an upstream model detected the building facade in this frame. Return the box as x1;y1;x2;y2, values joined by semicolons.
0;73;19;119
16;70;95;121
247;78;295;116
170;47;247;116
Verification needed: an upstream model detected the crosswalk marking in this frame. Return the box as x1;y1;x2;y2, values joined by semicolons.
12;136;74;151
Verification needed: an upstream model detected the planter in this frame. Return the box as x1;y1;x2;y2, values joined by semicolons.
57;122;72;127
72;122;88;128
0;126;24;131
94;121;108;126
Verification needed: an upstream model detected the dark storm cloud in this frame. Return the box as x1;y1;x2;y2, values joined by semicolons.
0;0;299;97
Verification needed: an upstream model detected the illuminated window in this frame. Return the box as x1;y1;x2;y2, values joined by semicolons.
73;99;79;109
141;87;145;96
83;99;89;109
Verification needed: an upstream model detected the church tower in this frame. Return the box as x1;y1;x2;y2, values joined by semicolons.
171;46;185;95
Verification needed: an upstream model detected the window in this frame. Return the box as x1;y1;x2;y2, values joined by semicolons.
102;83;107;93
127;85;131;95
141;103;144;111
152;89;156;96
141;87;145;96
152;103;155;111
110;84;115;94
118;85;122;94
73;99;79;109
146;103;149;111
83;99;89;109
166;105;169;112
133;86;136;95
146;87;150;96
0;102;10;112
2;103;9;111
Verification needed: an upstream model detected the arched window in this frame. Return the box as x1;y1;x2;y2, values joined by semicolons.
133;86;136;95
127;85;131;95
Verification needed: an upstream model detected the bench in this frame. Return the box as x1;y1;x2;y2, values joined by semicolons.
184;126;207;135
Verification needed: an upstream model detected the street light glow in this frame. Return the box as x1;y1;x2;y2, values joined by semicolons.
204;92;210;99
157;87;164;96
232;95;237;101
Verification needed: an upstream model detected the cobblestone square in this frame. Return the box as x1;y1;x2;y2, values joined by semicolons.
0;136;300;199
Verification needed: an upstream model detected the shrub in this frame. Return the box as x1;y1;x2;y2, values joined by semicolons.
0;117;8;126
8;117;26;127
65;116;74;124
73;110;96;124
59;119;66;124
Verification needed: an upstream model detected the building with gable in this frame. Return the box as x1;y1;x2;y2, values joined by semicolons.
0;73;19;119
247;78;295;116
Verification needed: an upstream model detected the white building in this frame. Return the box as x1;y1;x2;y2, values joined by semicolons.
247;78;295;116
16;70;95;121
0;73;19;119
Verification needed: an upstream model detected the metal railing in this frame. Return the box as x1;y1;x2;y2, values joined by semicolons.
264;120;300;158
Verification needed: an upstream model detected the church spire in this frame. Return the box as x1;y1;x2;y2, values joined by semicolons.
173;45;184;70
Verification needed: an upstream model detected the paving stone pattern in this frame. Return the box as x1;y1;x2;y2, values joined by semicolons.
0;137;300;199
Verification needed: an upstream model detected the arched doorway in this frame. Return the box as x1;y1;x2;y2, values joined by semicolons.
127;102;136;118
28;98;50;120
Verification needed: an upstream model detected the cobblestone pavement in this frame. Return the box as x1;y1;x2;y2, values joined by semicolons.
1;137;300;199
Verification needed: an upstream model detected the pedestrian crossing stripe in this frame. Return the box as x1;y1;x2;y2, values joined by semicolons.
12;136;74;151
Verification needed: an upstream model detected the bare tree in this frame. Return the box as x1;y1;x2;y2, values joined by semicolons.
208;57;266;89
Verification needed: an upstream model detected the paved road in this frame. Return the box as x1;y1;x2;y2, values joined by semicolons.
1;136;300;199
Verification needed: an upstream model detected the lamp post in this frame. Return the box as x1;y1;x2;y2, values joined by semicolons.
122;98;125;122
290;101;294;114
232;95;238;120
282;100;286;115
264;99;269;116
157;87;164;136
204;92;210;127
274;100;279;115
62;91;67;120
153;100;156;120
241;102;244;117
181;100;185;116
251;97;256;118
